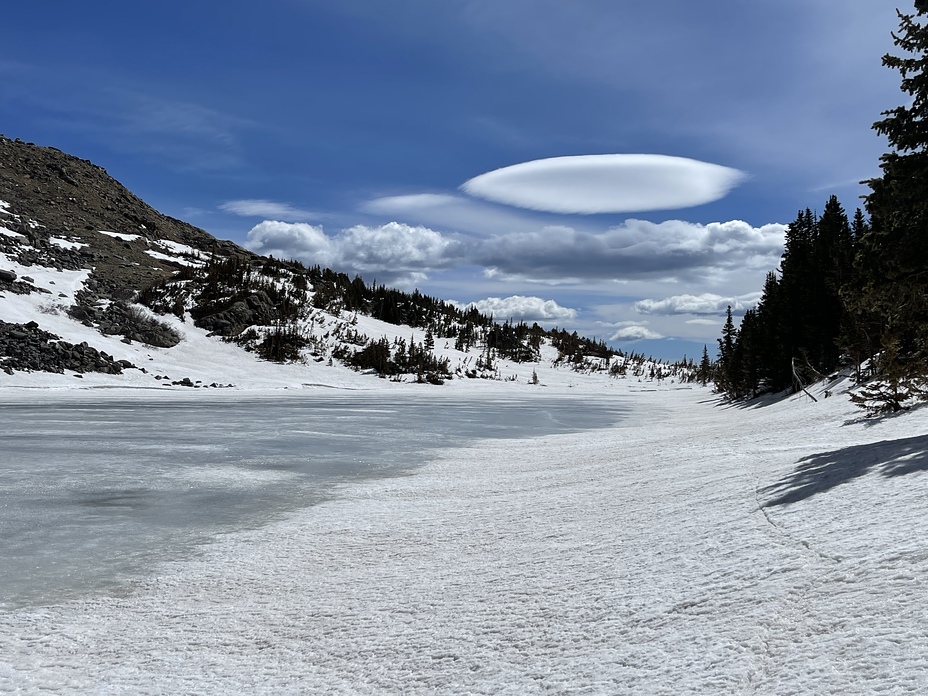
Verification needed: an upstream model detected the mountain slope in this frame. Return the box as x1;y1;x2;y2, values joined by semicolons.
0;136;687;391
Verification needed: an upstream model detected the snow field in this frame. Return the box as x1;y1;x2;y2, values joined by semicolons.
2;383;927;694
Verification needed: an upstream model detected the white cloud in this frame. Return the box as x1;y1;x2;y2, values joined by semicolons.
634;292;762;316
610;325;664;341
685;318;724;326
475;219;786;283
245;214;785;293
461;155;746;214
244;220;460;282
221;199;318;221
337;222;458;271
245;220;335;266
455;295;578;324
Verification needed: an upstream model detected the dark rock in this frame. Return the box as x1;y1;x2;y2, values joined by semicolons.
0;320;138;375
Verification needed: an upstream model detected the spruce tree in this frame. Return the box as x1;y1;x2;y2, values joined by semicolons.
698;345;712;386
855;1;928;405
715;306;739;394
811;195;854;372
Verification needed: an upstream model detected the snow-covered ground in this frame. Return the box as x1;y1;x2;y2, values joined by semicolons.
4;199;928;692
2;375;927;694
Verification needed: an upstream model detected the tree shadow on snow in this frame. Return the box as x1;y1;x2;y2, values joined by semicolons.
761;434;928;507
843;399;928;428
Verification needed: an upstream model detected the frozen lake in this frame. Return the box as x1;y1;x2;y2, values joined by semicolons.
0;392;627;609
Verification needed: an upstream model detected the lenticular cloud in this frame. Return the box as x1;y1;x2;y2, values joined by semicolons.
461;154;746;214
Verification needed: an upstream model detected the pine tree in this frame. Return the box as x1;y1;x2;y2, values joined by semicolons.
841;210;880;381
697;345;712;386
854;2;928;406
755;270;789;391
715;306;739;394
810;195;854;372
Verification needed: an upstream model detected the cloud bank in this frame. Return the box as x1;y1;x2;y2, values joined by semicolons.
461;155;746;214
243;217;785;288
363;193;549;237
474;219;786;283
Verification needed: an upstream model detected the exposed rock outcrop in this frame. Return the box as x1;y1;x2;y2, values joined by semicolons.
0;320;136;375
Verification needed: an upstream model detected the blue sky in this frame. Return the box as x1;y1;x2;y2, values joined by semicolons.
0;1;905;360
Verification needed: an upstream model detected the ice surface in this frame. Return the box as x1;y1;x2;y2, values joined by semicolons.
1;384;927;694
0;394;626;610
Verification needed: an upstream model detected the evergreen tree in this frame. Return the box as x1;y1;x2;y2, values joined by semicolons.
811;195;854;372
855;2;928;405
714;199;854;399
715;306;739;394
755;270;788;391
697;345;712;386
736;308;761;398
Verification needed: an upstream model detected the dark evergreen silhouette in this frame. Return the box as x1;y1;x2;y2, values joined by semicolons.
849;2;928;409
714;2;928;410
714;201;856;399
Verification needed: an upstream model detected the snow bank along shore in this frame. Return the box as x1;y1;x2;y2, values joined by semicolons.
2;376;928;694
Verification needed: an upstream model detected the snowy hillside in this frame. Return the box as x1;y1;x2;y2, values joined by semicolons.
0;192;684;393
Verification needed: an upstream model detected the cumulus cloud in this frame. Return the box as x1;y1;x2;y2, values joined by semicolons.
455;295;578;324
634;292;762;316
610;325;664;341
245;220;334;265
474;219;786;283
337;223;458;271
461;154;746;214
244;220;461;283
221;199;318;221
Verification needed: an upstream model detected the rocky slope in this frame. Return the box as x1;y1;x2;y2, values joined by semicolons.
0;135;245;293
0;136;689;389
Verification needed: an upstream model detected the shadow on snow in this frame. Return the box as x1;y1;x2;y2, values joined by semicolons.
761;434;928;507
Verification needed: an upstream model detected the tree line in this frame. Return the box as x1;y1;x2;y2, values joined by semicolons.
715;2;928;412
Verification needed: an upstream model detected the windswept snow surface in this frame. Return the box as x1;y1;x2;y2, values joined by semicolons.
2;379;928;694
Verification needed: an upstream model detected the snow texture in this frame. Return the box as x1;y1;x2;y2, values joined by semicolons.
2;201;928;693
47;237;87;250
97;230;141;242
1;380;928;694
